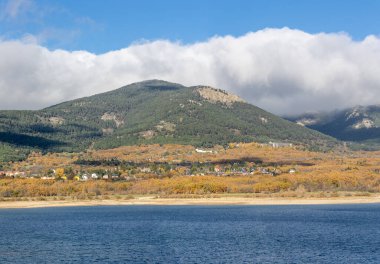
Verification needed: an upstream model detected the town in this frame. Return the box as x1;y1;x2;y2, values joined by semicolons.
0;143;298;181
0;158;298;181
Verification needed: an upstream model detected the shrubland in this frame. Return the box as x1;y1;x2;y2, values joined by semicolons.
1;143;380;199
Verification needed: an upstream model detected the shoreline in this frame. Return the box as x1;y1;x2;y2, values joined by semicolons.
1;195;380;209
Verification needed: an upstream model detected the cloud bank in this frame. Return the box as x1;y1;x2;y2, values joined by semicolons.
1;28;380;115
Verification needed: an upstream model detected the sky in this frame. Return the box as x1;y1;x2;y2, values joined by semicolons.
1;0;380;115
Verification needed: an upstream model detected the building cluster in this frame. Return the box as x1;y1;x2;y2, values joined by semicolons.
0;161;298;181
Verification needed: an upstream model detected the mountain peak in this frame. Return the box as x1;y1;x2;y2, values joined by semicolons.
130;79;184;88
0;80;336;160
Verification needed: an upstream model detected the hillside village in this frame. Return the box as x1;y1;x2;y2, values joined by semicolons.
0;142;298;181
1;142;380;198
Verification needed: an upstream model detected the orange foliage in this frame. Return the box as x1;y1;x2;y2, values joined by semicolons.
3;142;380;197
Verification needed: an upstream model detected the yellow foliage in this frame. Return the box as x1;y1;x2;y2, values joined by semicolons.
4;142;380;198
55;168;65;178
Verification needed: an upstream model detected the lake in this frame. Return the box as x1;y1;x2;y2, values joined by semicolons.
0;204;379;263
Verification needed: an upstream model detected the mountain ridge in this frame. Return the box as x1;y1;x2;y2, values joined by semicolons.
0;80;337;162
288;104;380;149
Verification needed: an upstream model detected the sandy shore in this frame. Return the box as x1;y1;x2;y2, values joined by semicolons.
1;195;380;209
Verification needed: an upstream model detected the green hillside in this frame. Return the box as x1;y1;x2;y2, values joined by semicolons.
0;80;336;161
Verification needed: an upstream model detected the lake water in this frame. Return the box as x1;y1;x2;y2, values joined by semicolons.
0;204;379;263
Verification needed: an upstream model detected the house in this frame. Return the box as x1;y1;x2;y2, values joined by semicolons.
5;171;15;177
41;176;55;180
214;165;223;173
269;141;293;148
195;148;213;154
140;167;151;173
14;171;26;177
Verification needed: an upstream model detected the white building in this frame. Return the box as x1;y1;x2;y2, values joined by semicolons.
195;148;213;153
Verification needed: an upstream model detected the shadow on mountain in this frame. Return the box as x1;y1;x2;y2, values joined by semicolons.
29;124;61;133
322;127;380;141
74;156;315;167
54;123;102;134
0;132;66;149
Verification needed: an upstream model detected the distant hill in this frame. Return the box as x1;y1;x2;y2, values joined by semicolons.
0;80;336;161
288;105;380;149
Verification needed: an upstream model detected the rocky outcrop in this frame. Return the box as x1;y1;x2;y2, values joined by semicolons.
196;86;245;106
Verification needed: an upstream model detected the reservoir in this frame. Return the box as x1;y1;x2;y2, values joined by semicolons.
0;204;379;263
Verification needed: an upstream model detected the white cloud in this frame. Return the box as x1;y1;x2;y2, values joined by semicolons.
1;28;380;115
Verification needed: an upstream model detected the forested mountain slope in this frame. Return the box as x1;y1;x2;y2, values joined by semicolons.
288;105;380;149
0;80;336;161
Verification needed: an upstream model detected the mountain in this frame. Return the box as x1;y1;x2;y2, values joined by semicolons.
288;105;380;149
0;80;336;161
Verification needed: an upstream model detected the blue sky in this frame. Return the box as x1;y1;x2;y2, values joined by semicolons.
1;0;379;53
